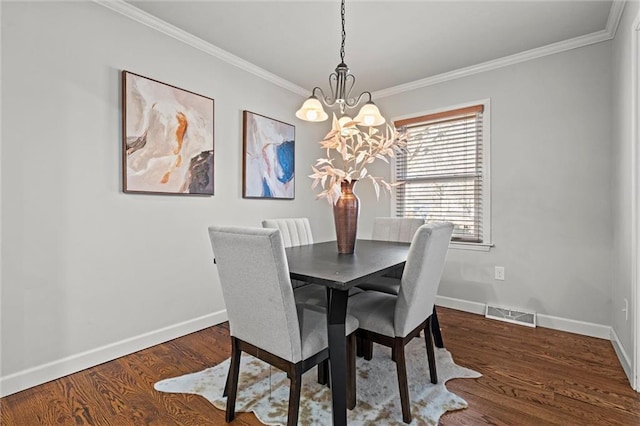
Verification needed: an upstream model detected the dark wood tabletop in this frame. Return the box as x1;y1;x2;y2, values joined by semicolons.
285;239;411;290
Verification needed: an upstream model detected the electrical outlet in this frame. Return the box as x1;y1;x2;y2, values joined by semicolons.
495;266;505;281
623;298;629;321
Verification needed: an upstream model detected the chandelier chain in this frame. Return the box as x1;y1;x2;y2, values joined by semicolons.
340;0;346;63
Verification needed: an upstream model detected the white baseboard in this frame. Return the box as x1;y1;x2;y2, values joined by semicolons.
436;295;611;339
536;313;611;339
436;295;486;315
0;310;228;398
610;327;634;387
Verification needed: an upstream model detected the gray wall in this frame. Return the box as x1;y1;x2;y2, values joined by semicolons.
611;1;640;373
0;1;336;389
2;0;633;394
376;42;614;326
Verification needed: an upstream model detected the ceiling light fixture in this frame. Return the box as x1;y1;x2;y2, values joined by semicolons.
295;0;386;127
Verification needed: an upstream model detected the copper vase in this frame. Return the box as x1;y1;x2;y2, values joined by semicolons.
333;180;360;254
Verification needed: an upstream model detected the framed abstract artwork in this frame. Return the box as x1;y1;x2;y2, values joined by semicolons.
122;71;215;195
242;111;295;199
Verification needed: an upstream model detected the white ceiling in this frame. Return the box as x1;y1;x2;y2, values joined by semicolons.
126;0;615;95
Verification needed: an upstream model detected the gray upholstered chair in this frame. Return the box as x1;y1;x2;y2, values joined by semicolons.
371;217;425;243
261;218;314;248
358;217;445;348
347;222;454;423
360;217;424;283
208;225;359;426
262;218;313;290
262;217;361;305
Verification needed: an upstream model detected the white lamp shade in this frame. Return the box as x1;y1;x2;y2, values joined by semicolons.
295;97;329;122
338;115;358;136
354;102;386;126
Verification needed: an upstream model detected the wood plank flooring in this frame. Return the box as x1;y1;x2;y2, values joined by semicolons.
1;307;638;425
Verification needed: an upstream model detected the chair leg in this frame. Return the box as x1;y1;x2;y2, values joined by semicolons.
356;335;364;357
222;371;229;397
431;306;444;348
347;334;357;410
363;338;373;361
317;359;329;385
287;368;303;426
425;317;438;384
393;339;412;424
225;337;242;423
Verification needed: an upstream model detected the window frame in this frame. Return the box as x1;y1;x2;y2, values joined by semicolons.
391;99;492;251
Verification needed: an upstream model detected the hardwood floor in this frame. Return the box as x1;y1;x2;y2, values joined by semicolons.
1;307;638;425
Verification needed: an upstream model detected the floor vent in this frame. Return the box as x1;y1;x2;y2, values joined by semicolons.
485;305;536;327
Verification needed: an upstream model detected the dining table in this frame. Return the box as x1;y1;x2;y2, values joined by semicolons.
284;239;412;426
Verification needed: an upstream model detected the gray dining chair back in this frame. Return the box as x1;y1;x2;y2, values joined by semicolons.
347;222;453;423
394;222;454;337
262;218;314;248
371;217;425;243
263;218;315;290
208;225;359;425
208;225;302;362
359;219;448;347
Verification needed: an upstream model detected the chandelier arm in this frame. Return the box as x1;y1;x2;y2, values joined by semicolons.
312;86;337;108
325;73;340;107
345;91;372;109
342;74;357;107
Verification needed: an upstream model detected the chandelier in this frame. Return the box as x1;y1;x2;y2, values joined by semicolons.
295;0;386;127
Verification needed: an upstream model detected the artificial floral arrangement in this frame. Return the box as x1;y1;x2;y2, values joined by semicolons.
309;114;408;203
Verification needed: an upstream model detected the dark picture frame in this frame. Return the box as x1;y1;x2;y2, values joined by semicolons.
122;70;215;195
242;110;295;199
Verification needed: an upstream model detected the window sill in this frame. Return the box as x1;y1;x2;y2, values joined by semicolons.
449;242;493;252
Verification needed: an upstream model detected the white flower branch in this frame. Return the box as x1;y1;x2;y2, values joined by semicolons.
309;114;408;204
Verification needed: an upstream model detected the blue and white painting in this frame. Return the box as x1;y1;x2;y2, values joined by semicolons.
243;111;295;199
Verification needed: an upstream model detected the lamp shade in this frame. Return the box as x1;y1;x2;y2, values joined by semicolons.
338;115;358;136
354;101;386;126
295;96;329;122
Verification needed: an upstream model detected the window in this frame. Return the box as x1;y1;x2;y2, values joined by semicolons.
393;101;490;247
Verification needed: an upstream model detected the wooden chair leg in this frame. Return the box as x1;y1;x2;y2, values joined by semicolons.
317;359;328;385
347;334;357;410
356;335;364;357
226;337;242;423
393;339;412;424
287;367;303;426
431;306;444;348
425;317;438;384
363;338;373;361
222;370;229;397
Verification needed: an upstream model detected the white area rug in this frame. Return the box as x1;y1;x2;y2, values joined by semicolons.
155;339;481;425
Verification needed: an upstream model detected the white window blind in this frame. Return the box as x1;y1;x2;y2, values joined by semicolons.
394;105;485;243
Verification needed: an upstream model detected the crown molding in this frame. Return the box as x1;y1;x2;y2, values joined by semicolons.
374;29;612;99
94;0;626;101
606;0;627;38
374;1;626;99
93;0;309;97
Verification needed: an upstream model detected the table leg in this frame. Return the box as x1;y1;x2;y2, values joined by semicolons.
326;288;349;426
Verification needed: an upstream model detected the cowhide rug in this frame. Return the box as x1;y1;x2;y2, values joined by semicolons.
155;338;481;425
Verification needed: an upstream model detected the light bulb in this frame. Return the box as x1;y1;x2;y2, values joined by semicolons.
306;110;318;121
338;115;357;136
354;101;386;126
295;96;328;122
